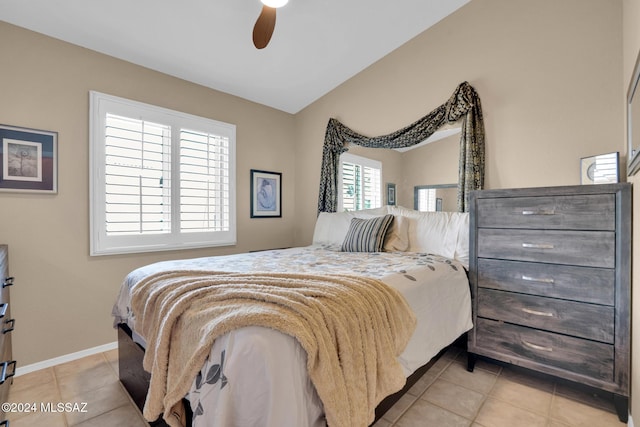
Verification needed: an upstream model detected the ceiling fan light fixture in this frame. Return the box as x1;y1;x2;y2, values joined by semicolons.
261;0;288;8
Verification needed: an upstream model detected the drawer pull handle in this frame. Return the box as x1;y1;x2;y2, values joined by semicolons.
522;340;553;352
522;243;555;249
0;419;8;426
3;318;15;334
522;209;555;215
2;277;13;288
521;275;555;284
0;360;16;384
522;307;554;317
0;303;6;319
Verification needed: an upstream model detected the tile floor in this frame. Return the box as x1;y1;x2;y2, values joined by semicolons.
4;346;624;426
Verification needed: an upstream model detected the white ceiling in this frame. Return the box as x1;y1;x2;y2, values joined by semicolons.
0;0;469;114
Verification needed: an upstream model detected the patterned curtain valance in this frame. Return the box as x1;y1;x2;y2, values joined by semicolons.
317;81;485;214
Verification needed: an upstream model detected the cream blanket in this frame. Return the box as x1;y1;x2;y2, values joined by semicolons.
131;270;417;427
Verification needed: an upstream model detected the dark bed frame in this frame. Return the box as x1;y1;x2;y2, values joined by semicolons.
117;323;461;426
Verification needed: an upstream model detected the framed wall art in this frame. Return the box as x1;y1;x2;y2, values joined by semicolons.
386;183;396;206
250;169;281;218
0;124;58;193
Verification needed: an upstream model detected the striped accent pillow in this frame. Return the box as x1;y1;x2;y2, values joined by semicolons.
341;214;395;252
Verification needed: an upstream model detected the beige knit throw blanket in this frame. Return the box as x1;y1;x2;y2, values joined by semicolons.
130;270;417;427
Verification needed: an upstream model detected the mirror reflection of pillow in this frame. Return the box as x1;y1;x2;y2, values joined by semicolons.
341;214;394;252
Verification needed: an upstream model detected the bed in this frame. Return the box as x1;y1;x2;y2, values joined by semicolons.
112;205;473;427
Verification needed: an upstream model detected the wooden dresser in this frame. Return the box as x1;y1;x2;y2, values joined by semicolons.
466;184;631;422
0;245;16;423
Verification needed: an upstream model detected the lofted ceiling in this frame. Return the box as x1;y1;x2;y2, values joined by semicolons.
0;0;469;114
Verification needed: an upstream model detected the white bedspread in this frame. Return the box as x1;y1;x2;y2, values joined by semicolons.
112;245;472;426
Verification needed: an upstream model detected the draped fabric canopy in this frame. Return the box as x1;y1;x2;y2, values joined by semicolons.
317;81;485;214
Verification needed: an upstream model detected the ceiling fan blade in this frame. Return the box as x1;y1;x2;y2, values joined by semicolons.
253;5;277;49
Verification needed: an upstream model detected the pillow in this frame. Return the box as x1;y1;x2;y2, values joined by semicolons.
389;206;470;266
384;214;409;251
341;214;394;252
312;207;392;246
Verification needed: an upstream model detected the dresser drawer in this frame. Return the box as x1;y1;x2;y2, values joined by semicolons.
475;318;614;382
477;229;614;268
478;289;614;343
477;259;615;305
476;194;615;230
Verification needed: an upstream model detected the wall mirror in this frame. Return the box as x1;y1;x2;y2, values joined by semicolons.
414;184;457;212
344;126;461;211
627;49;640;176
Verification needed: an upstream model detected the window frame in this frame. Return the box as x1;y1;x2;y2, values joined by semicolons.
338;152;382;212
89;91;236;256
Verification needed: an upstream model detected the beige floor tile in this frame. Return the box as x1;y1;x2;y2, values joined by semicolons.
548;420;571;427
549;395;624;427
54;354;106;379
103;349;119;375
428;355;455;376
6;411;67;427
10;367;56;394
475;397;547;427
489;376;552;416
64;382;130;425
395;399;471;427
406;371;438;397
422;378;485;419
7;380;62;421
72;404;148;427
439;361;497;394
6;347;629;427
372;418;393;427
381;392;418;423
56;360;118;400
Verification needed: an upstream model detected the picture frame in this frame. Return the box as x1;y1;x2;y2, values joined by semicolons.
580;152;619;185
0;124;57;193
250;169;281;218
386;183;396;206
436;197;443;212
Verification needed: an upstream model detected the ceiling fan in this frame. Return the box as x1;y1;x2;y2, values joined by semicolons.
252;0;288;49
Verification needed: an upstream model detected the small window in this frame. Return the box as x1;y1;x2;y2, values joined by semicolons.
416;188;437;212
339;153;382;212
90;92;236;255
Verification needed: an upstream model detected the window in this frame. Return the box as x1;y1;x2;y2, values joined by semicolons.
338;153;382;212
90;92;236;255
416;187;437;212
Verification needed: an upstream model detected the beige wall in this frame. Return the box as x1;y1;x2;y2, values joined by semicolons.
0;22;297;365
623;0;640;421
293;0;623;246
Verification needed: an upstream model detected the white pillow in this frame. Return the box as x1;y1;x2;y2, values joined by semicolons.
312;207;392;246
390;206;469;266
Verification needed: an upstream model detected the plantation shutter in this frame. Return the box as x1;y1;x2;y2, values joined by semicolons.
104;114;171;236
362;166;381;209
339;153;381;212
179;129;231;233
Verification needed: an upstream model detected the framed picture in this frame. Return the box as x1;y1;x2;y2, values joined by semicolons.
436;197;443;212
387;183;396;206
250;169;281;218
0;124;57;193
580;152;619;185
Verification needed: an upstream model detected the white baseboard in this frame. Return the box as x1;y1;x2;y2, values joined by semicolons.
629;414;634;427
15;341;118;377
